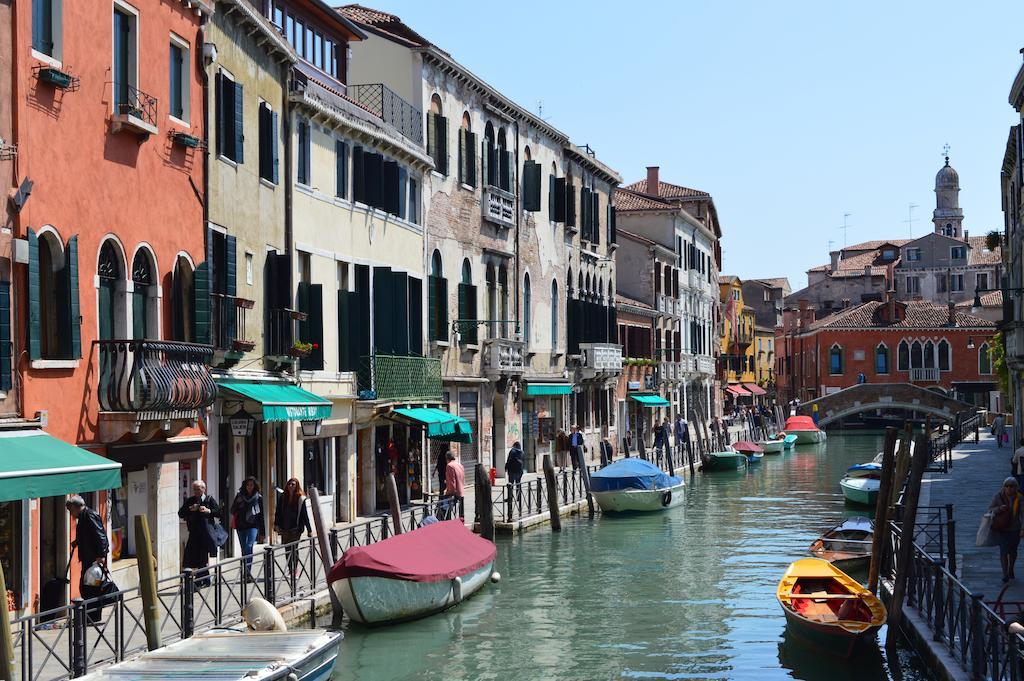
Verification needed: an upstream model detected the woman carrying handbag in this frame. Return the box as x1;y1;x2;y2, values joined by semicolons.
274;478;312;578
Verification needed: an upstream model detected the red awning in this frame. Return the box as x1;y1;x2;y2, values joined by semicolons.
327;520;496;583
744;383;767;396
726;385;750;396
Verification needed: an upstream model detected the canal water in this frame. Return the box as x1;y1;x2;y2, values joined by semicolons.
331;431;934;681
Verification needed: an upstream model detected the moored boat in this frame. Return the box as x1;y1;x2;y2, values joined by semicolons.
703;451;747;471
327;520;496;626
809;517;874;571
759;438;786;454
732;440;764;464
845;462;881;479
782;416;827;444
776;558;886;658
79;629;342;680
746;451;764;464
783;434;799;449
840;476;879;506
591;458;685;512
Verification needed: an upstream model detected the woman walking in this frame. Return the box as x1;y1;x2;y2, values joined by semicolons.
989;477;1024;583
505;442;525;484
274;478;312;578
231;477;265;581
178;480;219;588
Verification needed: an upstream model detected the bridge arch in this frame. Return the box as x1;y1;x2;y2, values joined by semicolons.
796;383;976;428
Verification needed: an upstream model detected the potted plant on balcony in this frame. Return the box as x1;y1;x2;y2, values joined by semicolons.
289;341;315;358
289;309;308;322
232;339;256;353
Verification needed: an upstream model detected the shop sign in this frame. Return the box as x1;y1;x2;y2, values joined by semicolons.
627;381;641;390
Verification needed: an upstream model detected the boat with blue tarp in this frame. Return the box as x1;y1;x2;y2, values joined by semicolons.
591;458;685;512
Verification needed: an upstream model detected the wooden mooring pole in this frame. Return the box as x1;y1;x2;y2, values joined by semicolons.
0;558;15;681
308;486;344;622
385;473;404;535
886;432;930;647
868;427;899;594
475;464;495;540
135;514;161;651
542;454;562;532
890;424;913;506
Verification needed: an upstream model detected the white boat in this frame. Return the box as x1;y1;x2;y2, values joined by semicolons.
759;439;786;454
840;476;880;506
783;416;827;443
79;629;341;680
327;520;496;626
591;458;685;513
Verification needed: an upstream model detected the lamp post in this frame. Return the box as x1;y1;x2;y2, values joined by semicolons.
300;419;323;437
229;408;256;437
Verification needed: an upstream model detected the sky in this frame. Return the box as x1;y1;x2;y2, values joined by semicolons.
361;1;1024;292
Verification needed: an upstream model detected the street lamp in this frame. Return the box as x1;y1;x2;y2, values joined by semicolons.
300;419;323;437
229;408;256;437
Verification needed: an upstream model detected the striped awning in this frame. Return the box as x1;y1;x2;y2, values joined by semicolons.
744;383;767;396
726;385;750;396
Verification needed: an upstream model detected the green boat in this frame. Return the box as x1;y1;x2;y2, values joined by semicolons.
703;451;747;471
840;476;879;506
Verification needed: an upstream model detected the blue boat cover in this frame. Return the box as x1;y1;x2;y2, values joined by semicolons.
848;462;881;473
590;458;683;493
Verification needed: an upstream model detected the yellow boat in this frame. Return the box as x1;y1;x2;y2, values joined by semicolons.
776;558;886;657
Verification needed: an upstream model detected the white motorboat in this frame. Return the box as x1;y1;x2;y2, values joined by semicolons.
591;458;685;513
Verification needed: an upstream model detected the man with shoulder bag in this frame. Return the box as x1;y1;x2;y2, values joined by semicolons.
67;495;116;624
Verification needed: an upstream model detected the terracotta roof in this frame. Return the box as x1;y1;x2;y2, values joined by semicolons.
843;238;912;253
754;277;791;290
810;300;995;330
956;290;1003;307
624;179;710;200
613;187;674;212
338;4;431;47
967;236;1002;265
719;275;739;284
616;292;652;309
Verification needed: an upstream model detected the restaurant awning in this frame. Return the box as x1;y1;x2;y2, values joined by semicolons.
0;431;122;502
524;383;573;397
744;383;767;396
391;408;473;444
726;385;750;396
629;394;671;407
217;380;332;422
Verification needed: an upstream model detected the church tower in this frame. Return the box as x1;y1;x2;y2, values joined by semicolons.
933;155;964;238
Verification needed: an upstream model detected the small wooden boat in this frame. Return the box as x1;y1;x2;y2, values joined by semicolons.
840;476;879;506
782;416;827;444
591;458;685;512
777;558;886;658
327;520;496;626
809;517;874;571
703;451;747;471
79;629;341;680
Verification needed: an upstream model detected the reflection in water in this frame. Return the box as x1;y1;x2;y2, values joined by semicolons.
331;432;933;681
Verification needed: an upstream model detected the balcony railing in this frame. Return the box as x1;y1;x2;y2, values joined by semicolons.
347;83;423;145
266;308;297;358
359;354;442;401
483;338;525;378
111;83;158;136
211;294;256;354
910;367;941;383
696;355;716;376
96;340;216;413
579;343;623;378
482;186;515;229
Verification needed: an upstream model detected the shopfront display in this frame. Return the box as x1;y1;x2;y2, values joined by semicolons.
0;501;21;609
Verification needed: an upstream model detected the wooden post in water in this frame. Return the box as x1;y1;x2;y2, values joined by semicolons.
385;473;404;535
890;424;913;506
475;464;495;540
135;514;161;651
0;558;15;681
308;486;344;622
868;427;899;594
542;454;562;532
886;432;930;646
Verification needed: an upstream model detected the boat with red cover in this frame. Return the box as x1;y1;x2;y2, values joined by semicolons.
782;415;827;444
327;520;496;626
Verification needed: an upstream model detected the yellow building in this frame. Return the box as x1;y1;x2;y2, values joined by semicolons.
753;325;776;390
719;276;762;403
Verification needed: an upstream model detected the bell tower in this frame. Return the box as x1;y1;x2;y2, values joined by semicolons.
933;149;964;238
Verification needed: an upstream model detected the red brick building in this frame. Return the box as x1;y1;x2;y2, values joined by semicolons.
776;297;998;409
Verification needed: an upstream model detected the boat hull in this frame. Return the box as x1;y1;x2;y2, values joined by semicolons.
782;607;875;658
786;429;827;444
332;562;493;626
746;452;764;464
704;452;746;471
593;480;685;512
840;478;879;506
760;440;785;454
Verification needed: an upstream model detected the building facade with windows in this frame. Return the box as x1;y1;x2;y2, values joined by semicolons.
718;276;763;406
1001;57;1024;440
12;0;215;606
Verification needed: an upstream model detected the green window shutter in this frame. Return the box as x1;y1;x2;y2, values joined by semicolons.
523;161;541;212
426;113;436;164
593;191;601;245
372;267;393;355
580;188;590;238
486;140;496;187
466;284;478;344
398;167;408;220
392;271;409;356
302;283;323;370
548;175;555;217
553;178;566;222
335;140;347;198
427;275;438;342
233;81;244;164
408;276;422;355
438;277;448;342
608;204;616;243
193;261;211;344
271;110;280;184
337;290;350;371
215;73;224;157
258;104;271;180
66;235;81;358
352;146;364;203
225;235;237;344
566;182;576;228
458;129;466;184
364;153;383;209
382;160;400;216
437;116;448;175
457;282;469;344
0;281;10;390
355;264;371;361
297;280;310;346
26;228;40;360
465;131;476;187
131;290;145;340
499;150;511;191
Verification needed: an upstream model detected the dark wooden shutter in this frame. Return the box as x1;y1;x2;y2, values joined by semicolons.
523;161;541;212
408;276;422;355
365;153;383;209
458;282;478;344
297;282;310;363
271;110;280;184
609;204;616;244
437;277;448;342
465;131;476;187
26;228;40;360
304;284;324;370
215;73;224;157
486;140;497;187
566;182;576;228
592;191;601;245
352;146;364;203
392;271;409;356
499;151;510;191
580;188;590;239
193;261;211;345
354;265;371;388
338;290;351;370
335;140;347;198
372;267;393;354
383;160;400;215
67;235;81;358
398;167;407;220
436;116;448;175
553;178;566;223
0;281;9;390
225;235;237;344
548;175;555;217
458;129;466;184
426;113;436;165
428;275;438;342
258;104;270;179
466;284;478;344
233;81;244;164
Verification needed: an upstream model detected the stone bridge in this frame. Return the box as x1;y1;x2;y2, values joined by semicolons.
796;383;977;428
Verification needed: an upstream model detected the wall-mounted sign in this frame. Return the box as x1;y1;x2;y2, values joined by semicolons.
628;381;641;391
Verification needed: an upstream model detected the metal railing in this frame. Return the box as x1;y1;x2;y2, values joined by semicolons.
346;83;423;145
95;340;216;413
910;367;941;383
491;466;600;524
211;294;255;354
113;83;157;128
265;308;296;358
927;412;982;473
359;354;442;401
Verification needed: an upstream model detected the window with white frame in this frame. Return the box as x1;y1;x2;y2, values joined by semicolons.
950;274;964;292
951;246;967;260
32;0;63;60
168;35;189;122
906;247;921;261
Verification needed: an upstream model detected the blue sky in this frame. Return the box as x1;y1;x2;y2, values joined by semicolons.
360;1;1024;291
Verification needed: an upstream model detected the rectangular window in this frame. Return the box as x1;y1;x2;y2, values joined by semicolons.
305;26;314;62
272;5;283;28
245;252;253;286
112;7;138;111
297;119;311;185
216;72;243;163
325;39;336;78
33;0;61;59
286;14;295;46
906;276;920;294
408;177;419;224
951;246;967;260
313;32;323;69
295;19;305;58
936;272;946;293
906;248;920;261
335;140;347;198
977;273;989;291
258;102;278;183
168;39;188;121
951;274;964;292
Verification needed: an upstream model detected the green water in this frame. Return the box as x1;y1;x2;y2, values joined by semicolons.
331;432;933;681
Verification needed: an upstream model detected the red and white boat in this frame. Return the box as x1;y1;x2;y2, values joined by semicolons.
782;415;827;444
327;520;496;626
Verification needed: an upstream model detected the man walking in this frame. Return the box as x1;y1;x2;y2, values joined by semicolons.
600;437;613;468
674;414;689;466
504;441;525;484
443;451;465;519
570;425;585;471
67;495;110;623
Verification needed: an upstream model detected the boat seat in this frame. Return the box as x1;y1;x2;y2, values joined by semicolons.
798;600;839;622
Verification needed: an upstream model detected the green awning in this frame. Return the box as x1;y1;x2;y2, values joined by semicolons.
629;394;671;407
391;408;474;444
524;383;573;397
0;432;122;502
217;380;332;422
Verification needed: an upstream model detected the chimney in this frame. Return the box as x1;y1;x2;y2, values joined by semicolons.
964;229;969;242
646;166;660;196
842;298;851;309
864;265;872;278
948;300;956;326
830;250;840;272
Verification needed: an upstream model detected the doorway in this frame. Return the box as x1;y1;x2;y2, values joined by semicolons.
492;393;506;474
39;497;66;605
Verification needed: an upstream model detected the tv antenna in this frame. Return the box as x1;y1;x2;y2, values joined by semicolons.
903;203;919;238
839;213;852;246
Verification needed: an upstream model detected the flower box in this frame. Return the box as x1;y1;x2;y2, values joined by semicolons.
234;297;256;310
38;67;74;89
172;131;202;149
289;310;308;322
289;346;312;359
232;339;256;353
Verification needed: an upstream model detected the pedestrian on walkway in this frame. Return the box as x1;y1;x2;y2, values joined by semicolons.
995;413;1007;448
989;477;1024;583
600;437;613;467
556;429;570;469
622;429;633;456
570;425;585;471
435;448;448;497
178;480;220;588
274;478;312;578
231;477;266;581
443;451;465;519
505;442;525;484
66;495;110;622
1014;439;1024;489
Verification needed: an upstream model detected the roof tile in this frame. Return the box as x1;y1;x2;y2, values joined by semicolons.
810;300;994;330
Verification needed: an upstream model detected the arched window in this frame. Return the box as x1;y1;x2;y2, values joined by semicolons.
577;271;583;299
429;94;442;116
131;248;157;340
910;340;923;369
550;280;558;350
485;263;496;339
829;344;843;375
566;267;573;297
923;340;935;369
459;112;474;186
523;273;531;347
979;342;992;374
33;229;78;360
875;343;889;374
496;128;509;191
427;94;447;175
428;250;445;343
171;255;195;342
524;145;531;161
431;250;442;277
461;258;472;284
97;239;126;342
938;339;951;371
898;340;910;371
484;122;496;187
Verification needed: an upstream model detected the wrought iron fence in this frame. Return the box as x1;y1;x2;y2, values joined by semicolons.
113;83;157;127
346;83;423;145
266;308;296;358
95;340;216;413
211;294;255;354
